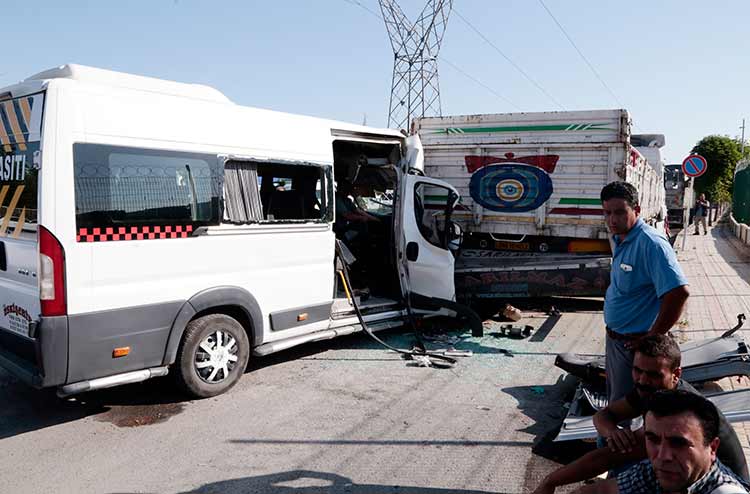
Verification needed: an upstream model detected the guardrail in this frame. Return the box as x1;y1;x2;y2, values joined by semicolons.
729;212;750;246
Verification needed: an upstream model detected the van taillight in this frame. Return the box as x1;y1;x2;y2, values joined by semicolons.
39;226;66;316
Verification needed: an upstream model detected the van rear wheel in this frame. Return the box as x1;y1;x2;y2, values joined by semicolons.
175;314;250;398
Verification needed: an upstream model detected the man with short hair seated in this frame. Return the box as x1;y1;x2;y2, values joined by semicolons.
533;334;748;493
578;390;750;493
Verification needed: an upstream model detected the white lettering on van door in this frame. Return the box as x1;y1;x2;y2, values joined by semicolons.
0;154;28;181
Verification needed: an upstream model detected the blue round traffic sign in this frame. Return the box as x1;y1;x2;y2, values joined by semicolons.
682;154;708;177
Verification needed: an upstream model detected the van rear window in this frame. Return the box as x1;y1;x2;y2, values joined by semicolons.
0;92;44;235
73;144;221;231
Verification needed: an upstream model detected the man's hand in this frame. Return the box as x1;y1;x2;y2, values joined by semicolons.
623;334;648;351
531;480;555;494
643;285;690;337
606;428;637;453
623;286;690;351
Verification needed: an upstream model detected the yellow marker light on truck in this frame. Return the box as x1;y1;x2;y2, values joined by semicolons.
112;347;130;358
297;313;309;322
567;240;611;254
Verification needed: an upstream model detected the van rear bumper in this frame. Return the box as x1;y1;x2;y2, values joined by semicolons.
0;316;68;388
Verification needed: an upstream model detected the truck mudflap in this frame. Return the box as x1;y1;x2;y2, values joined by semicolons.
554;384;750;442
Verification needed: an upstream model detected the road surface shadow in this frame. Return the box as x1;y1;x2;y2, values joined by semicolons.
0;371;189;439
502;375;596;464
0;325;448;441
0;327;440;440
529;312;562;342
712;226;750;275
122;469;497;493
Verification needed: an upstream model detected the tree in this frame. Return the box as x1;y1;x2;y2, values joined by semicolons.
691;135;742;203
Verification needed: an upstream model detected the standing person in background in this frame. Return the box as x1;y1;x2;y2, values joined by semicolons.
600;182;690;404
694;193;710;235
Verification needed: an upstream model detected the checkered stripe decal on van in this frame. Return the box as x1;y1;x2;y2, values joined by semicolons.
77;225;194;242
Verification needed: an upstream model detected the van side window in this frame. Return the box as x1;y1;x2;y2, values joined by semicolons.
223;161;330;223
74;144;221;232
414;183;451;249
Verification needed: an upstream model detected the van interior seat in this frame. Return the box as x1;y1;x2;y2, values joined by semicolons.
267;189;306;220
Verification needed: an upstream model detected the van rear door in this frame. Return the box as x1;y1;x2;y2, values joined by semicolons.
0;93;44;352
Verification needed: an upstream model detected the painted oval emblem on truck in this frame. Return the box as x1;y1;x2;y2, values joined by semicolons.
468;164;553;212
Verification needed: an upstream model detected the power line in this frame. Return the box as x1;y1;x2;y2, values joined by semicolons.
439;57;521;111
341;0;381;19
342;0;521;113
452;8;565;110
537;0;624;108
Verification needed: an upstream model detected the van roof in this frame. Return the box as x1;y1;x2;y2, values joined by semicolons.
25;64;232;104
13;64;405;141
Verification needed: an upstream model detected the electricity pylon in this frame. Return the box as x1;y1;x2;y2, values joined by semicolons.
379;0;452;130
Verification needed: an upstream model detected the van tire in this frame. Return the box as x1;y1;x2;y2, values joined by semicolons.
175;314;250;398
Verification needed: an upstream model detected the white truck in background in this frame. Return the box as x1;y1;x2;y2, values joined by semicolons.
664;163;695;230
631;133;669;235
413;109;667;309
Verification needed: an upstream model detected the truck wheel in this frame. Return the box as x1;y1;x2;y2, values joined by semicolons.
175;314;250;398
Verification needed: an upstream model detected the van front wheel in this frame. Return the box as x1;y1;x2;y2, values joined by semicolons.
175;314;250;398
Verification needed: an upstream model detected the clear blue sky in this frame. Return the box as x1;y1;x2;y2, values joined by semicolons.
2;1;747;164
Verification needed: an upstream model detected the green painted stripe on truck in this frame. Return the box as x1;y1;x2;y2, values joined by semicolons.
559;198;601;206
433;123;614;134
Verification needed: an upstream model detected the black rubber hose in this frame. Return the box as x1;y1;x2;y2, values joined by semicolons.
408;293;484;337
335;243;456;367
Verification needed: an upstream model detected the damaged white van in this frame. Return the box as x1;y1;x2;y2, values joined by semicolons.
0;64;465;398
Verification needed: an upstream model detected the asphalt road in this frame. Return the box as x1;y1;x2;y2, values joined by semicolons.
0;300;605;494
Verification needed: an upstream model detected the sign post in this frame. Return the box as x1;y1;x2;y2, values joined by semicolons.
680;154;708;251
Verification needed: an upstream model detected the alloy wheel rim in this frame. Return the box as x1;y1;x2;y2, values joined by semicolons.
194;330;239;384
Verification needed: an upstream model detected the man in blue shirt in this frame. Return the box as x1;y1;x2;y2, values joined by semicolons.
601;181;689;403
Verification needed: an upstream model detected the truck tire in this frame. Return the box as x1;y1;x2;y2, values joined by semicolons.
175;314;250;398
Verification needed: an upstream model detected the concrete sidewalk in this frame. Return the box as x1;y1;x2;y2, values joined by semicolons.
673;222;750;459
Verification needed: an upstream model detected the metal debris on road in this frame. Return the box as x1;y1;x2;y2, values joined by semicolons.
503;304;523;321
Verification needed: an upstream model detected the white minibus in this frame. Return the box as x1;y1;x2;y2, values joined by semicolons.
0;65;463;397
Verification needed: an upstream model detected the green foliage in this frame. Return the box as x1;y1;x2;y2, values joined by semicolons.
691;135;742;203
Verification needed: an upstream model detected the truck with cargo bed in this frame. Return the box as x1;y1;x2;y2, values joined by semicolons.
413;109;667;308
